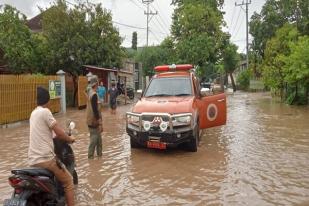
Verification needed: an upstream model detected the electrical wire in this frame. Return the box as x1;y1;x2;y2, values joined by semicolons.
230;6;242;36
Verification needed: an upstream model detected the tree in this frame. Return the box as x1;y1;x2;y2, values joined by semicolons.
262;24;299;98
136;46;169;77
41;0;123;105
0;5;39;73
282;35;309;104
249;0;309;60
132;31;137;50
283;36;309;85
222;42;240;91
171;1;225;78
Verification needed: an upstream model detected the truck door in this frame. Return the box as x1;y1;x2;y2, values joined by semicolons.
199;93;226;129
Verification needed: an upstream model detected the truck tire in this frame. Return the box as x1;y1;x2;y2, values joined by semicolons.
130;136;140;148
187;124;199;152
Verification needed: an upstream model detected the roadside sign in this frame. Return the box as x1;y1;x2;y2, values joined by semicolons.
49;80;61;99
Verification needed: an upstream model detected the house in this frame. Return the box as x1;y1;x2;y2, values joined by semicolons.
26;12;43;33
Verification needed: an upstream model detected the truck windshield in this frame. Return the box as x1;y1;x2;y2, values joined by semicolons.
144;77;192;97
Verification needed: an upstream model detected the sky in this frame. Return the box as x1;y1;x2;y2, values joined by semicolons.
0;0;266;52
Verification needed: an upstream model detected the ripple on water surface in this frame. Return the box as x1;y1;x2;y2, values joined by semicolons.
0;93;309;205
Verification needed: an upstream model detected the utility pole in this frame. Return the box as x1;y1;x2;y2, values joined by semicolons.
142;0;157;47
235;0;251;70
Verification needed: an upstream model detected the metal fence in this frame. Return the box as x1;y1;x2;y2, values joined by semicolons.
0;75;60;125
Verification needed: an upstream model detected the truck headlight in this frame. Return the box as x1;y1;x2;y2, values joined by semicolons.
173;115;191;126
160;122;168;132
127;114;140;125
143;121;151;131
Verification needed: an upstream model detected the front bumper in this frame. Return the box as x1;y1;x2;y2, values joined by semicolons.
126;112;196;148
126;127;194;148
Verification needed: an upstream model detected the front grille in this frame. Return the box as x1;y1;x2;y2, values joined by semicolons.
141;115;170;122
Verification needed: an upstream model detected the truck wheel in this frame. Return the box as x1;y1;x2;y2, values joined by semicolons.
130;136;140;148
187;125;199;152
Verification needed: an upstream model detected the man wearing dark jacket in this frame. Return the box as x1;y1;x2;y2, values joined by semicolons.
86;76;103;159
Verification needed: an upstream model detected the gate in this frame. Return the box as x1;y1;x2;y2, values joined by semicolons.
77;76;88;108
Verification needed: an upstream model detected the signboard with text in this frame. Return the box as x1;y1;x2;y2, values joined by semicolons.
49;80;61;99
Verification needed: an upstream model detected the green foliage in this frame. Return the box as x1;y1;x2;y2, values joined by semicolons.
0;5;38;73
249;0;309;59
171;0;224;8
262;24;299;92
132;32;137;50
222;42;239;91
171;1;225;78
222;43;239;74
282;36;309;85
0;1;124;76
237;69;251;90
41;0;123;76
136;46;169;77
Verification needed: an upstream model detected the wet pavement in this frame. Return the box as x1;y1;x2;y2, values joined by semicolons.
0;92;309;205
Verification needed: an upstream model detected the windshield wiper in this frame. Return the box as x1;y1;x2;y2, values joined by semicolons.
146;94;171;97
174;93;191;96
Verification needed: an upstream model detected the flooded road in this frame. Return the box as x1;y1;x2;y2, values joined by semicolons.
0;92;309;205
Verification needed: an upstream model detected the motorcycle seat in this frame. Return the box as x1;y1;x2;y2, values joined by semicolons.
11;168;54;178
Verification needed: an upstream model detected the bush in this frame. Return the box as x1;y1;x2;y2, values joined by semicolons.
237;69;251;90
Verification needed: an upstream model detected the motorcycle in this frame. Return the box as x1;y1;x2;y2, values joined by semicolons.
117;83;135;100
4;122;78;206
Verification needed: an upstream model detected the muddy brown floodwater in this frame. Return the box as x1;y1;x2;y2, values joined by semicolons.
0;92;309;205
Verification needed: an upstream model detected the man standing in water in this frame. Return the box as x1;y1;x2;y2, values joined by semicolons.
108;81;118;114
86;76;103;159
29;87;75;205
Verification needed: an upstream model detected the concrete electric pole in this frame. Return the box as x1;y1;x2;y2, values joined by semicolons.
235;0;251;70
142;0;157;47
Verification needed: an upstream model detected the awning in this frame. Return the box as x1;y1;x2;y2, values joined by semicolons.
83;65;133;76
83;65;118;72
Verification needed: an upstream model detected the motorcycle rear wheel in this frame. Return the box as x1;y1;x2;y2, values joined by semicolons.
73;169;78;185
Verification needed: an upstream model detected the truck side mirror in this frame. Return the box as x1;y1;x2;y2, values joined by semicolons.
200;88;212;97
137;89;143;99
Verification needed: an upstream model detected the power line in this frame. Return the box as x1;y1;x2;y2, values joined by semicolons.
150;2;170;30
149;30;162;44
228;6;236;34
113;21;146;30
235;0;251;70
135;0;169;38
233;13;244;38
142;0;158;46
152;17;169;35
128;0;145;11
230;6;242;36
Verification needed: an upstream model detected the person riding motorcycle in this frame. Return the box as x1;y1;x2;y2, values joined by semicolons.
28;87;76;206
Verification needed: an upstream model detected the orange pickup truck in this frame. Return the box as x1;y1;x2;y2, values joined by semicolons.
126;64;226;152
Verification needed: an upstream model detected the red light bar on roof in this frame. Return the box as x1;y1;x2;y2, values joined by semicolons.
154;64;194;72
